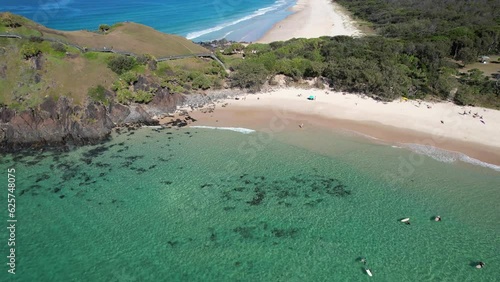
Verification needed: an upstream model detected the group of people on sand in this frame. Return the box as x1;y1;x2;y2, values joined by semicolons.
461;109;486;124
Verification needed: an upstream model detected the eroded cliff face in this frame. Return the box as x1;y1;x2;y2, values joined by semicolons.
0;91;186;152
0;97;113;151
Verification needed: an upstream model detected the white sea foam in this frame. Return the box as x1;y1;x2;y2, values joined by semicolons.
403;143;500;172
141;125;163;129
190;126;255;134
186;0;288;40
219;31;234;40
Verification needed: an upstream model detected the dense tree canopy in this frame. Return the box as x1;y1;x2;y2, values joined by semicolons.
228;0;500;108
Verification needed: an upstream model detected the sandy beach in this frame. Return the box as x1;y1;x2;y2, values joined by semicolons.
180;88;500;166
257;0;361;43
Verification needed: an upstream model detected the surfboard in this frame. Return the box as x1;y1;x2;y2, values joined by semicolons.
400;218;410;222
366;269;373;277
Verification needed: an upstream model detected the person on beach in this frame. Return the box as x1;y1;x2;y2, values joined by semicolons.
299;123;304;128
476;261;485;269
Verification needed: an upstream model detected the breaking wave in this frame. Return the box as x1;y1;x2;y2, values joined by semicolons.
403;143;500;172
186;0;288;40
190;126;255;134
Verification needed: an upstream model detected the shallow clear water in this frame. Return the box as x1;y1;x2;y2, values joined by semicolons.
1;0;295;41
0;127;499;281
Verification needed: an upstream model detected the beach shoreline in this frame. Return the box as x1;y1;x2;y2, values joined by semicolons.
168;87;500;167
257;0;361;43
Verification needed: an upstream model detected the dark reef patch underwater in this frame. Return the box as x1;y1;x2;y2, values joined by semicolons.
1;127;499;281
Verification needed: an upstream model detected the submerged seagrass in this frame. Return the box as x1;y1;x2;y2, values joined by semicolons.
2;127;499;281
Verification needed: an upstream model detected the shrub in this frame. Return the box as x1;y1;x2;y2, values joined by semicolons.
116;89;134;104
112;79;126;91
87;85;108;105
20;43;41;59
137;54;154;65
231;60;269;91
51;42;66;53
107;55;137;74
192;75;212;90
99;24;110;32
454;86;475;106
120;71;138;85
134;90;154;103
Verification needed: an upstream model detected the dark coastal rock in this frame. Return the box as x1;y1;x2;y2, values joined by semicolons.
108;103;130;124
0;87;237;151
120;104;154;124
0;97;113;152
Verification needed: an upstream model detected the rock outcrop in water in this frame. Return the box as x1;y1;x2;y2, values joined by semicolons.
0;97;113;151
0;88;245;152
0;91;186;152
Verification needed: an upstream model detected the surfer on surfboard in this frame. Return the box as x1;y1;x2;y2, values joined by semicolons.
400;218;410;225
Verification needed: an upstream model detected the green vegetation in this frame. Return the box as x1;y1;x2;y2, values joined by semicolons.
115;87;154;104
222;42;245;55
154;58;226;93
2;2;498;111
1;12;23;28
19;43;40;59
337;0;499;63
98;24;110;32
120;71;139;85
0;13;223;110
107;55;137;74
134;90;154;103
87;85;109;105
230;60;269;92
224;0;500;108
51;42;66;53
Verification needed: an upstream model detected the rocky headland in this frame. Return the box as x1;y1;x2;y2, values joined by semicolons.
0;89;244;152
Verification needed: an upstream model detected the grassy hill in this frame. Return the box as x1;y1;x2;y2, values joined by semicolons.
0;13;225;110
0;13;207;57
63;23;208;58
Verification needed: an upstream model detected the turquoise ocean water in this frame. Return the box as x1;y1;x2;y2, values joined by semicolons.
0;0;296;42
0;127;499;281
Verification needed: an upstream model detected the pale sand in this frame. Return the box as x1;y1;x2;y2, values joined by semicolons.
257;0;360;43
185;88;500;166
